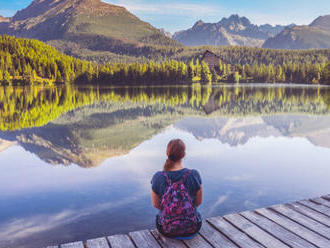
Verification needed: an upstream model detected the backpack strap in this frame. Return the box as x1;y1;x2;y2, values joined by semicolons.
162;171;172;185
162;169;191;185
182;169;191;182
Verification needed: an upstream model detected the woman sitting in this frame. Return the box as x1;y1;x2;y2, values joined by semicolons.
151;139;203;240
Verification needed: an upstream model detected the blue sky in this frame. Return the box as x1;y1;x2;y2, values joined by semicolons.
1;0;330;33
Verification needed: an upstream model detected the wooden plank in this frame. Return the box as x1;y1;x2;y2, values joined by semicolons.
256;208;330;248
289;203;330;227
61;242;84;248
241;210;317;248
323;195;330;201
298;200;330;217
150;229;186;248
271;204;330;239
108;234;135;248
207;217;264;248
199;221;238;248
224;213;289;248
183;234;213;248
86;237;109;248
129;230;161;248
311;197;330;208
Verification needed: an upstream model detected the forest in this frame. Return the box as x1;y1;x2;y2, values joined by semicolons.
0;35;330;85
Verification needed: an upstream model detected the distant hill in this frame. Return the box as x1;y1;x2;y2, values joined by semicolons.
173;14;292;47
263;15;330;49
0;15;9;23
0;0;179;60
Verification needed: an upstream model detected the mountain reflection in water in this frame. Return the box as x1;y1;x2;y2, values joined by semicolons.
0;84;330;248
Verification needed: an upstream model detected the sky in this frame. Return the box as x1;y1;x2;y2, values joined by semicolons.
0;0;330;33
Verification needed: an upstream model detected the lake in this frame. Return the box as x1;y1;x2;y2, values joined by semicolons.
0;84;330;248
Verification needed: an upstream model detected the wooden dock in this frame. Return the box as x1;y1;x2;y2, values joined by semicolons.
46;195;330;248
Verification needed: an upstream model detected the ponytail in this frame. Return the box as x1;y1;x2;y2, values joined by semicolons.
164;158;175;171
163;139;186;171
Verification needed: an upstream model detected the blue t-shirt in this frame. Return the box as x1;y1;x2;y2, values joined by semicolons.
151;168;202;208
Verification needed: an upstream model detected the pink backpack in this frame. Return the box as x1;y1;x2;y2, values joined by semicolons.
159;170;199;236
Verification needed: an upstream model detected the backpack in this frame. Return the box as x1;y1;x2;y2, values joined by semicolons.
159;169;199;237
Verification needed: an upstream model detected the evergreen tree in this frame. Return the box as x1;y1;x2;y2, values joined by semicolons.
321;62;330;85
201;61;212;83
187;60;195;82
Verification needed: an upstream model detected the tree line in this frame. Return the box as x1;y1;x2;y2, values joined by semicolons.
0;35;329;85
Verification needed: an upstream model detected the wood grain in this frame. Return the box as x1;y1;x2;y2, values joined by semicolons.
289;203;330;227
183;233;212;248
199;221;238;248
150;229;186;248
271;204;330;239
224;213;289;248
208;216;264;248
129;229;161;248
86;237;109;248
298;200;330;217
241;210;317;248
60;242;84;248
256;208;330;248
108;234;135;248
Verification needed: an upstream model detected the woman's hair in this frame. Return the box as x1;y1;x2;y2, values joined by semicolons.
164;139;186;171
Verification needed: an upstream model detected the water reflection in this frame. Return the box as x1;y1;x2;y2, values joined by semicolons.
1;84;330;131
0;85;330;248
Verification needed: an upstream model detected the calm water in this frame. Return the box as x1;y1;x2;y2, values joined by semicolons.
0;84;330;248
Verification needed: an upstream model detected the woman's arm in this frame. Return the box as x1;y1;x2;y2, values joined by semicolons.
195;185;203;207
151;190;161;210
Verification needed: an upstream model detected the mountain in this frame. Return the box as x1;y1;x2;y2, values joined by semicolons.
175;115;330;149
263;15;330;49
0;0;178;60
0;103;183;167
173;14;291;47
160;28;172;38
0;15;9;23
0;16;10;32
259;23;295;37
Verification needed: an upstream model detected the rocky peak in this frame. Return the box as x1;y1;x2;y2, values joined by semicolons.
193;20;205;28
310;15;330;31
218;14;252;30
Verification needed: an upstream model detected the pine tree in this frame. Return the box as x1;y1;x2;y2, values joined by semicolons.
187;60;195;82
195;59;201;79
321;62;330;85
201;62;212;83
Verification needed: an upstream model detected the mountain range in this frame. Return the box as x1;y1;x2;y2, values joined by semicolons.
1;110;330;168
0;0;329;60
173;15;294;47
175;115;330;148
263;15;330;49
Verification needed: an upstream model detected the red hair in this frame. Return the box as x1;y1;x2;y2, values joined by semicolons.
164;139;186;171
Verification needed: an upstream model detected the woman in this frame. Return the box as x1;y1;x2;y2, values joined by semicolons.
151;139;203;239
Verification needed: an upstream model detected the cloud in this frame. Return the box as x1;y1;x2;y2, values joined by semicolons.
0;194;145;241
109;0;224;17
0;9;15;17
208;194;229;215
224;174;254;182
